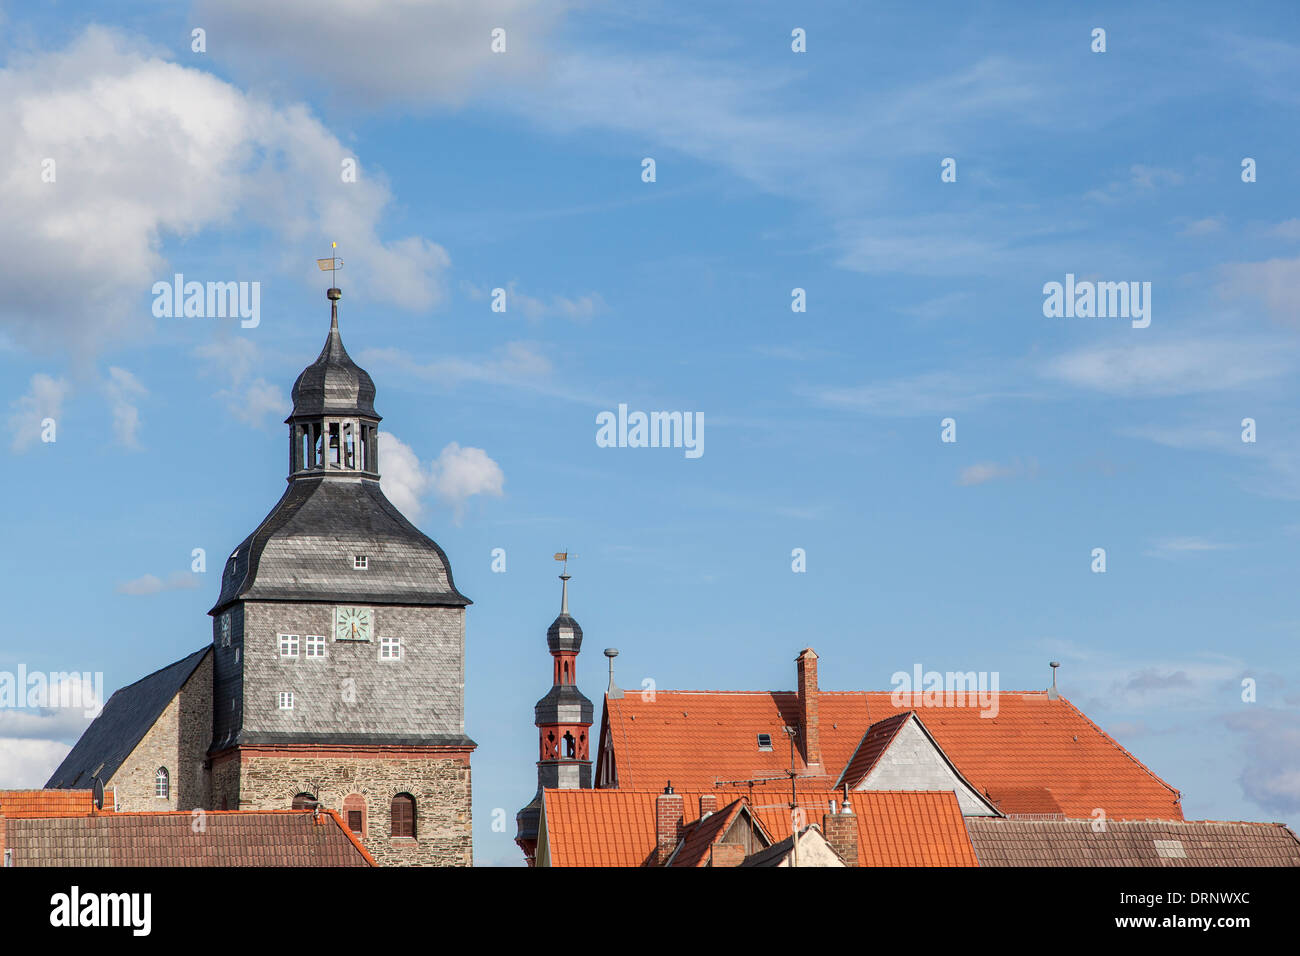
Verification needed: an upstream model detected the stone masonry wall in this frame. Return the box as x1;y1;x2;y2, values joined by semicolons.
110;652;213;812
235;752;472;866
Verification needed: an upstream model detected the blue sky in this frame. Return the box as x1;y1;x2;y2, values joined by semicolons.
1;0;1299;865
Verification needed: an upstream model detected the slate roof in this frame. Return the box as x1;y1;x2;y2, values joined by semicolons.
597;690;1182;820
45;647;211;790
537;788;978;867
966;817;1300;866
3;809;375;866
289;314;378;420
211;476;470;613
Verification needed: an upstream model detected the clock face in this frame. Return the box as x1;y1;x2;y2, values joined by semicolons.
334;606;373;642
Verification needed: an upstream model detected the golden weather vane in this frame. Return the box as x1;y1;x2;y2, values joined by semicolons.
316;241;343;287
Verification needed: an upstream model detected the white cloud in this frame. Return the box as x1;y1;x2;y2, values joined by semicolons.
104;366;147;448
463;281;604;322
7;373;70;452
1178;216;1222;237
1219;257;1300;327
1224;708;1300;814
1144;536;1234;558
115;570;202;595
193;337;287;427
0;27;450;356
378;432;432;522
430;442;505;515
194;0;572;107
958;458;1036;486
0;737;71;788
1042;339;1293;397
378;433;504;524
801;370;1028;417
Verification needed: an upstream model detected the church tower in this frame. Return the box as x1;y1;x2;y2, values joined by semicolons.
515;568;593;865
207;280;475;866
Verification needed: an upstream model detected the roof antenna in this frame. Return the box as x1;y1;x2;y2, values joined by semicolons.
316;241;344;328
1048;661;1061;700
604;647;623;699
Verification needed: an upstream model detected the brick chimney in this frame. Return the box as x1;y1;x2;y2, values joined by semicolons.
699;793;718;817
796;648;821;767
823;799;858;867
656;783;683;865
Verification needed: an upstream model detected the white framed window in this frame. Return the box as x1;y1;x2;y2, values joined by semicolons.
379;636;402;661
354;555;368;570
278;691;295;710
305;635;327;659
279;634;299;658
155;767;169;799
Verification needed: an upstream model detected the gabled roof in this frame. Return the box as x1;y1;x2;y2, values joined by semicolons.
739;824;848;868
836;711;910;789
4;809;375;867
597;690;1182;820
537;788;979;867
45;647;211;790
667;798;769;867
966;817;1300;867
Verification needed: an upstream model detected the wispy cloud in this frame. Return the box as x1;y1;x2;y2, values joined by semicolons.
958;458;1037;487
116;570;201;596
7;373;69;453
1144;536;1235;558
104;366;146;449
1042;339;1294;397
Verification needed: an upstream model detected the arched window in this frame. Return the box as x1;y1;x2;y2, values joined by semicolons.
291;792;315;810
154;767;169;799
343;793;366;836
390;793;416;838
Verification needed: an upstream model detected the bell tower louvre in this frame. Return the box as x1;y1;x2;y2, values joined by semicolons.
206;273;475;866
515;563;594;865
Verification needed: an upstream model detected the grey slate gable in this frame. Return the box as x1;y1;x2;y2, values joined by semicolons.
210;476;471;614
45;647;211;790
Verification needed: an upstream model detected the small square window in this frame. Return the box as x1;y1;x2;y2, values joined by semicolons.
305;635;327;659
354;555;368;570
278;691;294;710
757;733;773;751
279;634;299;658
380;636;402;661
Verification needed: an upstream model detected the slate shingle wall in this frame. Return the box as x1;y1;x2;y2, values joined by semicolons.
240;601;466;740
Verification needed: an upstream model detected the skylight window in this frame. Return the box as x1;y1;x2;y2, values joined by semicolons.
757;733;773;751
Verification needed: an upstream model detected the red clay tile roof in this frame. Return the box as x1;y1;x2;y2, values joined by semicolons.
4;809;374;866
851;790;978;866
0;789;111;817
598;691;1181;820
539;787;978;867
966;817;1300;866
